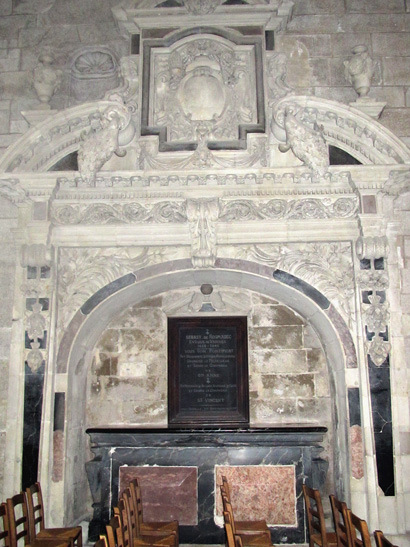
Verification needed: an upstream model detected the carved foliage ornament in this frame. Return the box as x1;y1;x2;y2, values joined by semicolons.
51;196;358;226
277;106;329;180
236;242;354;322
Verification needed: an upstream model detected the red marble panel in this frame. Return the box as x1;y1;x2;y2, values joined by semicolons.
215;465;296;526
119;466;198;525
350;424;364;480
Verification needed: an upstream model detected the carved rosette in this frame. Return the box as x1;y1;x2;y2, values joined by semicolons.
356;236;390;366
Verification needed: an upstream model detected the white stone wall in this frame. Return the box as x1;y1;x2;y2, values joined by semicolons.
87;287;331;437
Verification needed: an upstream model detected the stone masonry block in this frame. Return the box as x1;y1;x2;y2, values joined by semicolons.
250;398;297;424
371;87;405;108
0;49;20;72
292;0;344;15
0;110;10;133
287;15;341;34
307;348;326;372
0;15;36;43
0;0;12;16
313;86;358;104
383;58;410;86
18;26;80;49
251;305;304;327
97;329;119;353
42;0;117;25
401;268;410;293
331;33;372;58
380;108;410;137
341;14;410;33
346;0;405;12
276;34;332;58
261;373;315;398
251;349;308;374
0;71;31;99
372;33;410;57
249;326;303;349
77;23;123;44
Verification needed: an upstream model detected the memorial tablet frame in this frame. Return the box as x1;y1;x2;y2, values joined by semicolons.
168;316;249;427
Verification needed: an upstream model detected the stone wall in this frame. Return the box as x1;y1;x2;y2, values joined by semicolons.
87;288;331;431
0;0;409;156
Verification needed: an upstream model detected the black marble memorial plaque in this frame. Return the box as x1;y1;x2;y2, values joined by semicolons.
168;316;249;427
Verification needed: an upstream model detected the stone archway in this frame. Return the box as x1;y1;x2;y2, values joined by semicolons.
58;258;353;525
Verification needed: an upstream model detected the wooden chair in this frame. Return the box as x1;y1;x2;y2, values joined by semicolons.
94;537;108;547
221;495;272;547
128;479;178;543
220;479;269;534
106;515;125;547
346;510;371;547
6;493;69;547
302;485;337;547
374;530;399;547
26;483;82;547
0;502;11;547
116;493;175;547
329;495;350;547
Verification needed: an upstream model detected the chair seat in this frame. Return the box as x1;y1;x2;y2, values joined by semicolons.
235;532;272;547
235;520;269;533
133;533;176;546
310;532;338;547
36;527;82;541
140;521;178;535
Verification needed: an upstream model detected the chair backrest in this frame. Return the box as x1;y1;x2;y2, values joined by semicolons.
106;515;124;547
116;495;134;547
6;493;30;547
329;495;349;547
26;482;45;540
302;485;329;547
374;530;398;547
0;502;11;547
223;511;236;547
346;510;372;547
128;480;143;531
94;537;108;547
221;476;231;501
221;494;238;536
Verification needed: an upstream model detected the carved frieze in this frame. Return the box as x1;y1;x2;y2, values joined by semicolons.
219;197;358;221
51;201;187;225
57;247;180;336
235;242;355;321
51;195;358;226
0;178;29;204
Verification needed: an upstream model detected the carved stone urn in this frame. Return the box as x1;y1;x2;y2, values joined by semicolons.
344;44;375;98
33;51;62;109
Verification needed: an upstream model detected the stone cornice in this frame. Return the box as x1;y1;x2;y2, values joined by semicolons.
1;165;408;203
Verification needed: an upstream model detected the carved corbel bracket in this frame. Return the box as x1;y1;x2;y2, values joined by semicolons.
186;198;220;268
356;235;390;367
21;243;52;268
356;236;389;260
